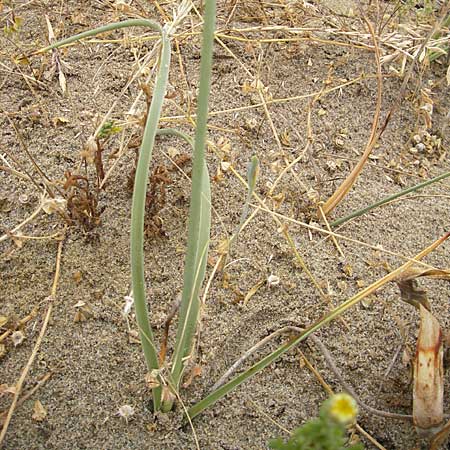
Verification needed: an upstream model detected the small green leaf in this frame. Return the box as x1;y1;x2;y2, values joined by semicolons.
98;120;122;139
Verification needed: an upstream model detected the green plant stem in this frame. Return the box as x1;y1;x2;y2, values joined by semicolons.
39;19;170;412
157;128;194;146
170;0;216;395
229;156;259;248
330;170;450;228
187;232;449;419
130;26;170;413
39;19;163;53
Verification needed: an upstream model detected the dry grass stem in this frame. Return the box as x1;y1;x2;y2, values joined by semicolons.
0;233;65;445
322;18;382;215
0;372;52;425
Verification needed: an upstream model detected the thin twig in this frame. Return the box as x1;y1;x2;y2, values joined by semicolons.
0;233;65;445
248;399;291;434
0;164;30;181
331;170;450;227
0;308;39;344
0;372;53;425
322;17;383;215
212;326;414;421
229;165;339;317
158;296;182;365
0;205;42;243
311;331;413;421
5;116;58;198
318;203;345;258
252;203;436;269
0;145;45;194
159;73;373;121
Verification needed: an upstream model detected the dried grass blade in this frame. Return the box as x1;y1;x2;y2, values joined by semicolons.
322;18;382;215
395;267;450;310
187;232;449;419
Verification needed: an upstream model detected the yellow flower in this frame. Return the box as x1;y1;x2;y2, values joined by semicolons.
325;393;358;424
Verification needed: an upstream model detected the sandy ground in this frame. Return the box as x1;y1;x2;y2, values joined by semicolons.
1;1;449;449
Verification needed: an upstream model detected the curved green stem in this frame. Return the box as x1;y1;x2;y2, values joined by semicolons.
157;128;194;146
129;25;170;413
331;170;450;228
39;19;163;53
40;19;171;412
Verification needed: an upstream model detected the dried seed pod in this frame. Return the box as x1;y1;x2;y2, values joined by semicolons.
413;305;444;436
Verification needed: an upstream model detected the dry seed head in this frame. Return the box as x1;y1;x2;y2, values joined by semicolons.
167;146;179;159
245;117;258;130
123;294;134;316
32;400;47;422
326;160;337;172
114;0;132;13
11;231;25;248
220;161;231;172
267;274;280;287
81;136;98;165
117;405;135;423
162;386;176;406
164;0;192;36
41;196;67;215
11;330;25;347
306;188;319;203
145;370;161;390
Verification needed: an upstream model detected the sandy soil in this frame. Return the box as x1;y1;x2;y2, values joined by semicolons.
1;1;449;449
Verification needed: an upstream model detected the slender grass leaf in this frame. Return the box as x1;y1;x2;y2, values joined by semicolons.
170;0;216;391
39;19;172;411
188;232;449;419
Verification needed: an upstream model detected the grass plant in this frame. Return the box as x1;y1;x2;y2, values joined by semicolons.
331;170;450;228
38;0;215;412
32;1;450;432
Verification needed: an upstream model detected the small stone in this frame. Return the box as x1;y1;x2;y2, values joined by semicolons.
267;274;280;287
415;143;425;152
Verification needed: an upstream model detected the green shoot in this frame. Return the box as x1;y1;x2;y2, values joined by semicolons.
330;170;450;228
229;156;259;250
39;19;171;411
168;0;216;405
270;394;363;450
98;121;123;139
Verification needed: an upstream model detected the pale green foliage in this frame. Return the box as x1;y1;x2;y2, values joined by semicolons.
39;8;214;413
269;394;364;450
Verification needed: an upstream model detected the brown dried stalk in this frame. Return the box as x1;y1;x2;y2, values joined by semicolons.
322;17;382;215
413;305;444;436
